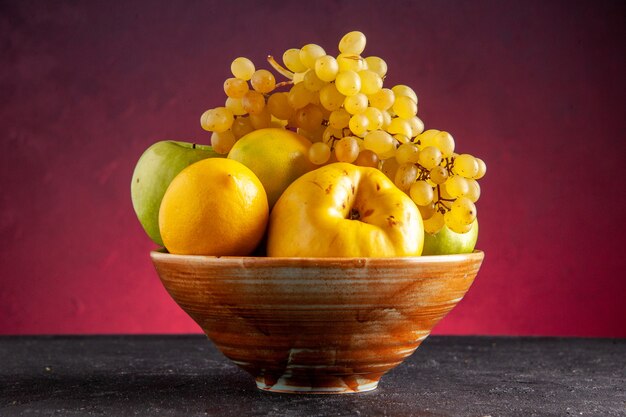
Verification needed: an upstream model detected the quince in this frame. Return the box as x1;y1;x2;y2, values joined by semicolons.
268;163;423;257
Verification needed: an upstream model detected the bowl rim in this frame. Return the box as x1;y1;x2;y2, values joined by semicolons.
150;249;484;267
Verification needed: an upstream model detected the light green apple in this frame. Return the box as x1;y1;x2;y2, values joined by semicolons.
422;219;479;256
131;141;221;246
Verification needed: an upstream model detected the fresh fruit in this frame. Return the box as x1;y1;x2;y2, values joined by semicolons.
422;220;479;256
227;128;316;208
131;141;220;246
198;32;487;242
159;158;268;256
267;163;423;257
128;31;487;257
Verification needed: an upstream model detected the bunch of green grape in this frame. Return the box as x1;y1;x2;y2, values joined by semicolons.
200;31;486;234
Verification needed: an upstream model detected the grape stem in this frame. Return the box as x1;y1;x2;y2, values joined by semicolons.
274;80;294;89
435;184;454;213
327;135;341;150
267;55;294;80
443;157;455;175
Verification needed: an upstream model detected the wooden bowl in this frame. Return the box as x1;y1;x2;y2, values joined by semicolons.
151;251;484;394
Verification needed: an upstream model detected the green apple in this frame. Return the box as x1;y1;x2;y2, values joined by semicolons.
422;219;479;256
131;141;221;246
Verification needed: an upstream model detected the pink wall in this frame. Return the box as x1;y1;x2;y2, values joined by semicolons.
1;1;625;336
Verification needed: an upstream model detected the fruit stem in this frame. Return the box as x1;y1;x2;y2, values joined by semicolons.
435;184;454;213
267;55;294;80
275;80;294;89
444;157;455;175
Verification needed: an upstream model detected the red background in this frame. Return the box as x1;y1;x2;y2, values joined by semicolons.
1;1;625;336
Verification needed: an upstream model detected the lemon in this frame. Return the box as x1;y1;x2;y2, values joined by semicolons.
227;128;316;208
159;158;268;256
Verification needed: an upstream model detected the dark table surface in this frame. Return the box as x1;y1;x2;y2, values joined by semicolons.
0;335;624;417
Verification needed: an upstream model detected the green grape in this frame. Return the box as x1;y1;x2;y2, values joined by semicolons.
418;146;443;169
437;181;453;200
319;83;346;111
444;210;473;233
450;196;477;225
392;95;418;119
364;130;394;155
454;154;479;178
225;97;246;116
249;107;271;129
343;93;368;115
358;70;382;95
337;53;367;72
354;149;379;168
288;82;314;109
429;165;449;184
338;31;366;54
474;157;487;179
335;70;361;96
364;107;383;130
300;44;326;69
381;157;399;180
295;104;324;131
395;142;420;165
309;90;322;107
297;124;325;143
368;88;395;110
408;116;425;138
364;56;387;78
314;55;339;82
444;175;469;198
242;90;266;114
223;77;249;99
423;211;444;234
200;107;234;132
417;202;436;220
303;70;327;91
231;57;255;81
308;141;331;165
322;126;343;146
391;84;418;104
395;163;418;191
393;134;410;144
415;129;440;149
386;117;412;138
329;108;351;129
410;180;434;206
250;69;276;93
381;110;392;129
465;178;481;202
434;131;455;157
348;113;369;136
231;117;254;139
354;136;365;150
334;136;360;163
210;130;237;154
379;137;399;159
283;48;307;73
267;92;294;120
